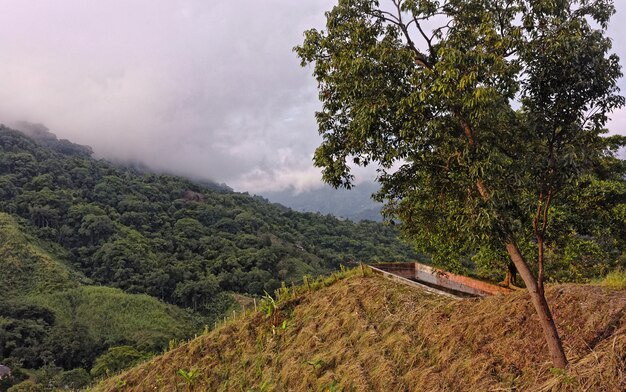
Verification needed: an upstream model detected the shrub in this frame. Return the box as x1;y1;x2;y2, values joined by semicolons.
7;381;45;392
601;269;626;290
90;346;150;378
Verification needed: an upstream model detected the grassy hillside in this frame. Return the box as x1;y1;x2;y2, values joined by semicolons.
30;286;195;352
98;271;626;391
0;212;196;387
0;212;77;297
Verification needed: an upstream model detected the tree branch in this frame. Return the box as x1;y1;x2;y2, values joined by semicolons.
413;16;435;55
391;0;433;69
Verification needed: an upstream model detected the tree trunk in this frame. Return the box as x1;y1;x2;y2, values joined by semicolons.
505;242;568;368
499;262;519;289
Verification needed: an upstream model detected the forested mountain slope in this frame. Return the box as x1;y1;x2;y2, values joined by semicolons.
0;212;77;296
98;271;626;392
0;212;196;389
0;125;416;389
0;125;415;307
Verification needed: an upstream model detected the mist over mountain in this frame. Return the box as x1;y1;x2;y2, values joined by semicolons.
12;121;94;158
8;121;382;218
263;182;384;222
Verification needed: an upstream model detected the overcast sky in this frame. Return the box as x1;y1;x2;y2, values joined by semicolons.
1;1;625;193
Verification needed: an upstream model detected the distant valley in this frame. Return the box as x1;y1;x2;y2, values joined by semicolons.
263;182;384;222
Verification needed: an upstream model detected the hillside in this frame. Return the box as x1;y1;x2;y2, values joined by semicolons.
0;212;196;386
0;212;78;297
98;271;626;391
0;125;417;388
0;125;416;308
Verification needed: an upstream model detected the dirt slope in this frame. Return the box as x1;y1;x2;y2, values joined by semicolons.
96;272;626;391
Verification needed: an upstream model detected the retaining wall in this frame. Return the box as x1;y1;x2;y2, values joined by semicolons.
369;262;511;297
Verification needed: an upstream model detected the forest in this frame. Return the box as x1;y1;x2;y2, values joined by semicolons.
0;125;417;389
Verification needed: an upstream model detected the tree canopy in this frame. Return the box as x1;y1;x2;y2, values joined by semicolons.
297;0;626;368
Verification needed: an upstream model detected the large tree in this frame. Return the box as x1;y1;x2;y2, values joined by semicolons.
297;0;624;368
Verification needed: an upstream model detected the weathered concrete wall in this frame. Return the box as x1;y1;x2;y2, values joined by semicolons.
413;263;511;296
370;262;511;297
368;265;460;299
370;262;416;280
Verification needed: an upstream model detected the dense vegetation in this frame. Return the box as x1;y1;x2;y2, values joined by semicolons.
0;212;196;390
0;125;416;389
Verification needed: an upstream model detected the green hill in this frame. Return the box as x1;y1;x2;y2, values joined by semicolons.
0;125;417;389
30;287;195;353
0;124;415;307
0;212;195;388
0;212;77;297
97;270;626;392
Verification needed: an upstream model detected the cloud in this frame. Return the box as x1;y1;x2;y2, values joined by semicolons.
0;0;336;192
0;0;625;191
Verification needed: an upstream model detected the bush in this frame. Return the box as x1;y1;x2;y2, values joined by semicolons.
7;381;45;392
90;346;150;378
53;368;91;390
601;269;626;290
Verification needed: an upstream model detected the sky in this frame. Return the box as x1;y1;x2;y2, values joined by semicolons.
0;0;625;193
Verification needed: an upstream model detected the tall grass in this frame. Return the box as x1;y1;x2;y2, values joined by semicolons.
601;269;626;290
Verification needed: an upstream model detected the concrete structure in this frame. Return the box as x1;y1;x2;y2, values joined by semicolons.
0;365;11;380
369;262;511;297
369;264;461;298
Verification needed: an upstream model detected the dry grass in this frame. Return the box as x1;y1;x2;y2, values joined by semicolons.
95;271;626;392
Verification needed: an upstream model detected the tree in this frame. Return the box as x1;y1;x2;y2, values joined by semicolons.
78;214;115;245
90;346;149;378
296;0;625;368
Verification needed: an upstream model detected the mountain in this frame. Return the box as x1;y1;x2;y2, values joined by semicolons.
263;182;384;222
0;124;417;389
96;270;626;391
11;121;94;158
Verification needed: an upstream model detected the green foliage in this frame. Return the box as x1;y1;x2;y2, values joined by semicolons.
6;381;45;392
201;292;237;328
0;213;77;297
306;358;324;369
601;269;626;290
0;212;195;388
0;301;55;368
297;1;626;367
326;380;342;392
91;346;150;378
295;0;626;281
31;286;195;354
542;177;626;282
260;292;277;318
176;368;200;385
548;367;578;386
53;368;92;390
0;126;415;308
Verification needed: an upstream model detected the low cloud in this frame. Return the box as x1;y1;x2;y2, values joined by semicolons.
0;0;335;192
0;0;625;192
